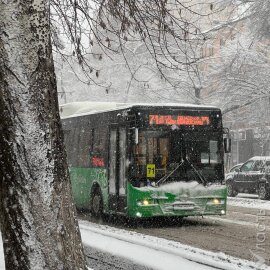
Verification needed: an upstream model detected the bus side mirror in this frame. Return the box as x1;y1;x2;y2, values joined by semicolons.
135;128;139;144
224;138;231;153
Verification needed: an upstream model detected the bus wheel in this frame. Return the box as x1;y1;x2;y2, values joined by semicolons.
258;183;270;200
227;182;237;197
91;189;103;218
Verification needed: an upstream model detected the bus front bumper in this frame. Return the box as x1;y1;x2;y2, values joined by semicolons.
131;198;226;218
127;182;227;218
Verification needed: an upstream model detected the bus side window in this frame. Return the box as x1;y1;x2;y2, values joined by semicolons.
134;133;147;178
71;127;80;167
135;133;147;165
91;127;107;167
78;126;91;168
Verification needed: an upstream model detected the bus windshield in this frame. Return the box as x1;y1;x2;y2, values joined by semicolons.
132;129;223;186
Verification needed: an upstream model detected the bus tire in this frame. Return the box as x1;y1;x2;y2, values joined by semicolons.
227;182;237;197
91;187;103;218
258;183;270;200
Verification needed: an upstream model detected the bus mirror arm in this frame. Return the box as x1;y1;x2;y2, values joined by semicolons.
224;138;231;153
135;128;139;144
223;128;231;153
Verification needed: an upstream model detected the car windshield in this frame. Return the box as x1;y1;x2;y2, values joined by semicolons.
230;164;242;172
131;129;223;186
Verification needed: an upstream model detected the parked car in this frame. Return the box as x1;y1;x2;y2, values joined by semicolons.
225;156;270;200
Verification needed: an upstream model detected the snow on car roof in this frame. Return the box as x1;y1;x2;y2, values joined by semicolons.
249;156;270;161
60;101;219;119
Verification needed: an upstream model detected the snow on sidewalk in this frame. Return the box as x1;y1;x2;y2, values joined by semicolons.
1;220;269;270
228;196;270;210
79;220;270;270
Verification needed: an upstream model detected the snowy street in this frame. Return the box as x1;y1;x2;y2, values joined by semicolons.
80;216;268;270
78;196;270;270
1;0;270;268
1;196;270;269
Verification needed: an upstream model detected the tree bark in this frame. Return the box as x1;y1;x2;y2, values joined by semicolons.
0;1;86;269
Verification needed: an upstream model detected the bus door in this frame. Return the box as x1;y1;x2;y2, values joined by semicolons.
109;127;127;213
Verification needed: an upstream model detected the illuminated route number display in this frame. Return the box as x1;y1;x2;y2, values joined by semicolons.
149;115;210;126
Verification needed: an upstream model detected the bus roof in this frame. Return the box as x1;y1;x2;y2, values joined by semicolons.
60;101;219;119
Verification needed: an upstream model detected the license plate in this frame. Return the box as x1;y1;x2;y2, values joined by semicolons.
173;203;195;210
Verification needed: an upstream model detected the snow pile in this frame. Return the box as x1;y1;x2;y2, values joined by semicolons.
79;221;269;270
137;181;224;192
228;196;270;210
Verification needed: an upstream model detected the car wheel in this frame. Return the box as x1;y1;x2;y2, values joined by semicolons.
227;182;237;197
91;188;103;218
258;183;270;200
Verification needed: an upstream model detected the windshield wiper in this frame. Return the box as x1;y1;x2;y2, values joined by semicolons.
156;161;184;186
185;158;207;186
157;158;207;186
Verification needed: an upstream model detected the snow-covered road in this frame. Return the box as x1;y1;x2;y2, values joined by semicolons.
1;196;270;270
80;220;268;270
1;219;267;270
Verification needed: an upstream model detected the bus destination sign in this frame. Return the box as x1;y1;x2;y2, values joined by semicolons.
149;115;210;126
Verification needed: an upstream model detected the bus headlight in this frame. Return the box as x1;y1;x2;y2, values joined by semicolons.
143;200;149;206
137;199;154;206
206;198;224;205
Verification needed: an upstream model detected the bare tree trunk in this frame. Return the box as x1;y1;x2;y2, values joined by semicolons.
0;1;86;269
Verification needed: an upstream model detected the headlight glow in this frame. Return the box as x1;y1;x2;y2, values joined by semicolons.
143;200;149;206
137;199;154;206
207;198;225;205
213;198;220;205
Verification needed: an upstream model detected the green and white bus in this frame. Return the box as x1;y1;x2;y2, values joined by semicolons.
61;102;230;218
